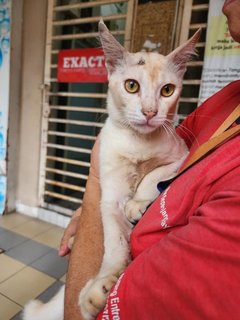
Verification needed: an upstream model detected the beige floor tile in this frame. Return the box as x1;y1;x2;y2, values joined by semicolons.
0;255;25;283
11;219;53;239
0;212;32;230
60;273;66;283
0;294;22;319
0;266;55;306
33;226;64;249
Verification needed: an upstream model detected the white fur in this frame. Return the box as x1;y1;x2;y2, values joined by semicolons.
23;22;200;320
23;285;64;320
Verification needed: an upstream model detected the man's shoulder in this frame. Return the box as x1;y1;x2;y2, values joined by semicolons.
178;81;240;146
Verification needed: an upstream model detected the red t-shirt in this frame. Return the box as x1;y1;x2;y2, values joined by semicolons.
98;80;240;320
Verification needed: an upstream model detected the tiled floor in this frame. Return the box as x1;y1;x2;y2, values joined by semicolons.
0;212;68;320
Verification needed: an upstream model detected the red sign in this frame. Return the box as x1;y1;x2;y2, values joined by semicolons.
57;48;108;83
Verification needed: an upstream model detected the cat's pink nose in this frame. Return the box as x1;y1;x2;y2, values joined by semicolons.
143;110;157;120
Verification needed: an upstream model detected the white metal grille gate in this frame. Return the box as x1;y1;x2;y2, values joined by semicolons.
39;0;137;216
176;0;209;122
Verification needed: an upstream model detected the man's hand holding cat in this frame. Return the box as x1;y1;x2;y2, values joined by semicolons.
58;207;82;257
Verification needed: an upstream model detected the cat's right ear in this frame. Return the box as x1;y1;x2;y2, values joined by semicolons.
167;28;202;77
99;20;127;75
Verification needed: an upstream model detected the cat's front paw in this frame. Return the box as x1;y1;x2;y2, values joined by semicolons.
124;199;149;224
79;275;118;320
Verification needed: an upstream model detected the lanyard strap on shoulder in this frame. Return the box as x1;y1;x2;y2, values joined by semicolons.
210;104;240;138
179;104;240;174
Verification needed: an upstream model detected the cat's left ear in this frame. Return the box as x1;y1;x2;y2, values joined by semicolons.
167;29;202;76
99;20;127;75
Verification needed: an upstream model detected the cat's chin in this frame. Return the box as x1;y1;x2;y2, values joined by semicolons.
130;123;161;135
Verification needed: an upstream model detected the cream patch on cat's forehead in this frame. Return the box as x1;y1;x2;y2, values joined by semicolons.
126;52;169;82
128;52;168;71
132;52;165;63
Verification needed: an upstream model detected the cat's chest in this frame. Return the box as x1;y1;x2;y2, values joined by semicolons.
103;127;160;163
101;119;182;165
118;142;157;163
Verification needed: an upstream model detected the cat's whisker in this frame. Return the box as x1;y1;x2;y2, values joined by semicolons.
160;121;175;142
120;118;132;130
183;114;218;120
166;113;177;119
161;124;172;140
96;113;108;123
164;118;175;126
177;124;200;146
162;122;179;145
161;117;199;146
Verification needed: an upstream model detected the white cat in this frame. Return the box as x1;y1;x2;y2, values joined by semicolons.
23;21;200;320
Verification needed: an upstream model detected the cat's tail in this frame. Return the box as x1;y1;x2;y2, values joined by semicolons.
23;285;65;320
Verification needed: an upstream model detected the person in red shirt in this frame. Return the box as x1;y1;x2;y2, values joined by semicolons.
61;1;240;319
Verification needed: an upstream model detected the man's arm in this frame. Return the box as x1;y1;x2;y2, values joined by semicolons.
64;138;104;320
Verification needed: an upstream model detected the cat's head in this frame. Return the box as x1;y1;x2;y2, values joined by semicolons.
99;21;201;135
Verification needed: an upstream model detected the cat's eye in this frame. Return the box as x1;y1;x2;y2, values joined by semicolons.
161;84;175;97
124;79;140;94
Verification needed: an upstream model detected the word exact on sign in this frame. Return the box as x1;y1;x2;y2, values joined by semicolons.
58;48;108;83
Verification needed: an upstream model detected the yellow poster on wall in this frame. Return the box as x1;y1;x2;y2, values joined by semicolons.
198;0;240;104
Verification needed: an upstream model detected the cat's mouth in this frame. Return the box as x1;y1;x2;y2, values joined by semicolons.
130;119;162;133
